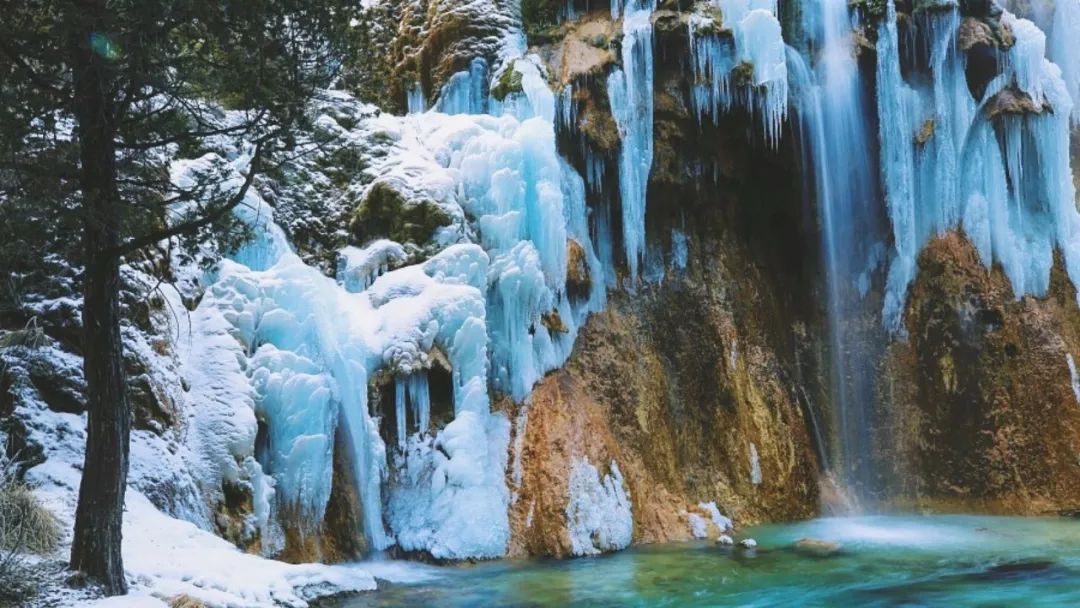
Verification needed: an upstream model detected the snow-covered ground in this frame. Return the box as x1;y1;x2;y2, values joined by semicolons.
3;330;436;607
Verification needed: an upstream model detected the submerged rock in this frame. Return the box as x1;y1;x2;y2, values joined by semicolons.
794;537;843;558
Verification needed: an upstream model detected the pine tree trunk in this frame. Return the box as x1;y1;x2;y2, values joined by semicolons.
68;5;130;595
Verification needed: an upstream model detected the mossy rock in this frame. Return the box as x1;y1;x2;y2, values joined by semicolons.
522;0;565;45
350;181;452;246
541;310;569;333
566;239;592;298
491;65;525;101
731;61;755;87
985;86;1051;119
690;2;727;35
915;119;935;146
579;110;621;153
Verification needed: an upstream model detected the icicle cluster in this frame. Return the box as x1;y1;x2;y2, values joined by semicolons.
876;1;1080;330
607;0;657;282
687;0;788;148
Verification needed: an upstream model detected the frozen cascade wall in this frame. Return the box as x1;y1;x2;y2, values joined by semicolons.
184;88;608;557
180;0;1080;558
185;46;610;559
876;1;1080;331
607;0;791;283
748;0;1080;494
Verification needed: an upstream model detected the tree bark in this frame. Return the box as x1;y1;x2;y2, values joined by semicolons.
68;3;130;595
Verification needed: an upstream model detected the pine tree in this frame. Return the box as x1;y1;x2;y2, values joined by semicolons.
0;0;356;595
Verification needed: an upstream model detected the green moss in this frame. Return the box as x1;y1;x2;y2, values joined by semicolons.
317;145;368;188
913;0;958;13
350;181;453;245
521;0;565;45
580;109;621;153
491;65;525;101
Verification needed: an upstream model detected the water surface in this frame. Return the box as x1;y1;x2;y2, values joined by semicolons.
335;515;1080;607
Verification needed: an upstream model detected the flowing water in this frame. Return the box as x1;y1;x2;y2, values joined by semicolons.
332;516;1080;607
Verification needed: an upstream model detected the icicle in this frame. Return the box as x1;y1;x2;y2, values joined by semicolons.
406;82;427;114
1049;0;1080;124
436;58;490;115
877;0;919;332
394;373;431;444
607;0;655;282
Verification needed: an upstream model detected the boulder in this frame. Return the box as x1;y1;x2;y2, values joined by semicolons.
794;537;843;558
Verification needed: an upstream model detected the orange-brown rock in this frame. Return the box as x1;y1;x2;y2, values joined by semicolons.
278;427;367;563
507;236;821;556
566;239;591;298
877;232;1080;514
985;86;1051;119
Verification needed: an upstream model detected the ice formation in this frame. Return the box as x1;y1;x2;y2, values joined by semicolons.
698;501;734;532
875;2;1080;330
688;0;788;147
407;82;427;114
161;31;612;559
749;442;763;485
608;0;656;282
565;458;634;555
1069;354;1080;404
687;512;709;538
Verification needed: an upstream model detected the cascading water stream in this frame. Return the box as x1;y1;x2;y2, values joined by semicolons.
792;0;884;501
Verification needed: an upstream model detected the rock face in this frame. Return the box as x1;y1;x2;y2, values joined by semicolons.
878;233;1080;513
498;3;824;556
506;102;823;554
390;0;521;104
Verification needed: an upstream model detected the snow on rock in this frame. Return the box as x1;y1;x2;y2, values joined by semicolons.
115;492;377;607
338;240;408;292
687;512;710;539
165;74;612;558
565;458;633;556
698;501;734;532
20;379;383;608
688;0;789;147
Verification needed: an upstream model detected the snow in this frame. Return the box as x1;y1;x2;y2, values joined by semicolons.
698;501;734;532
687;513;709;539
338;241;408;293
13;355;399;608
565;458;633;555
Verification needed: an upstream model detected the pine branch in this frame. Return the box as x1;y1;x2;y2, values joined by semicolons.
112;138;267;257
